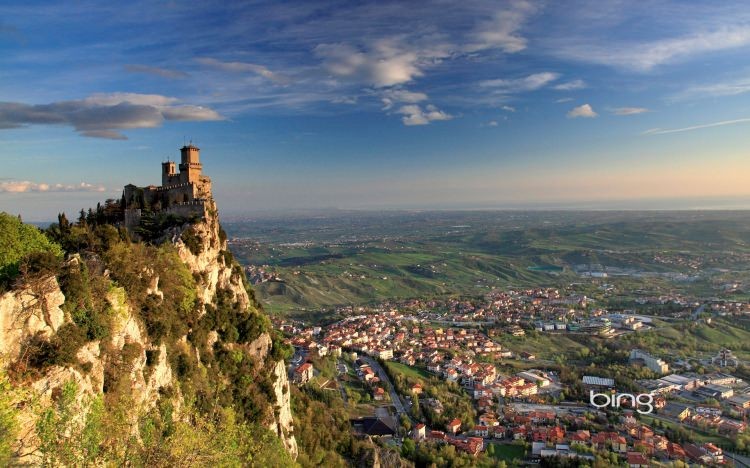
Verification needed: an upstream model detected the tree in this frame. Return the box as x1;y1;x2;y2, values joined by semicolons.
411;393;421;420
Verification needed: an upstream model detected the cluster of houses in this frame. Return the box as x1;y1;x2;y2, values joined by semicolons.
292;312;509;368
405;395;733;465
411;421;485;456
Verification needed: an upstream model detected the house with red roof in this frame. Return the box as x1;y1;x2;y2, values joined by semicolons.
626;451;650;468
412;423;426;440
294;363;314;384
447;418;462;434
592;432;627;453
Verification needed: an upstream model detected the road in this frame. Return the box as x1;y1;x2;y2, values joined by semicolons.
725;451;750;468
335;359;349;404
362;356;407;415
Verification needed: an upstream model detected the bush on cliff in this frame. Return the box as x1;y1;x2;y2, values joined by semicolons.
0;212;63;287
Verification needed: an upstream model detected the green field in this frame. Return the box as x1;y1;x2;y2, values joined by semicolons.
385;361;433;381
226;211;750;318
486;442;526;462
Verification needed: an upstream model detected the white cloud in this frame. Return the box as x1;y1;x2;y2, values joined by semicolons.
195;57;290;84
567;104;598;118
612;107;649;115
0;93;223;139
397;104;452;126
553;79;586;91
480;72;560;93
487;120;499;127
643;117;750;135
556;97;574;103
381;88;428;109
0;180;106;193
557;26;750;72
315;39;439;88
465;0;536;53
501;105;516;112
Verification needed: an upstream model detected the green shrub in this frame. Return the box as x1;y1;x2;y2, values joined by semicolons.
0;213;63;286
180;228;202;256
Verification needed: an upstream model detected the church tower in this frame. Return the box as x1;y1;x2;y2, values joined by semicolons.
179;144;202;184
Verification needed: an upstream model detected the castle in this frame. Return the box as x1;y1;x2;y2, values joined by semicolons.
123;145;213;229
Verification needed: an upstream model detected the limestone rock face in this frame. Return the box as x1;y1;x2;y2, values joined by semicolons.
1;276;177;461
270;360;298;458
1;200;297;461
0;276;65;362
171;200;297;457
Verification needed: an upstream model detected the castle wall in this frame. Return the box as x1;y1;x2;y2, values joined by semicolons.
164;200;207;219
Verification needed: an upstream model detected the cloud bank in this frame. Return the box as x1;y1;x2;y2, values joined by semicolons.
0;180;106;193
0;93;223;139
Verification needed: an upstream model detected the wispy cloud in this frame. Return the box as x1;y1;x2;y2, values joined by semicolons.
556;26;750;72
0;93;223;139
124;64;189;79
567;104;597;118
643;117;750;135
480;72;560;93
0;180;106;193
501;105;516;112
195;57;290;84
397;104;452;126
675;76;750;100
612;107;649;115
553;79;586;91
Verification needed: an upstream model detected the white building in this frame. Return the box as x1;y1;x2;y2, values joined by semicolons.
630;349;669;374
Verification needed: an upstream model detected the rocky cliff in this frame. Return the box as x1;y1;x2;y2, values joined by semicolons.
172;199;297;457
0;200;297;463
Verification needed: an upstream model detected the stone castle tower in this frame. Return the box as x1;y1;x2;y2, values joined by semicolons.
123;145;213;230
162;144;203;186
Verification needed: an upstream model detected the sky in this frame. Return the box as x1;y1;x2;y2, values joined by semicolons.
2;0;750;220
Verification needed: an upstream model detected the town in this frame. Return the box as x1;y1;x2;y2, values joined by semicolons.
276;287;750;466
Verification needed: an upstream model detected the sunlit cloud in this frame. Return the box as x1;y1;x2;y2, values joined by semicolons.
464;0;536;53
397;104;452;126
567;104;597;118
0;180;106;193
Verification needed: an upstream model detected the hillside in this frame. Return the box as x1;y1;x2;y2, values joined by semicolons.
226;211;750;316
0;201;298;465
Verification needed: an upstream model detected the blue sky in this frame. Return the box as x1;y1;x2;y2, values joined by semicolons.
2;0;750;220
